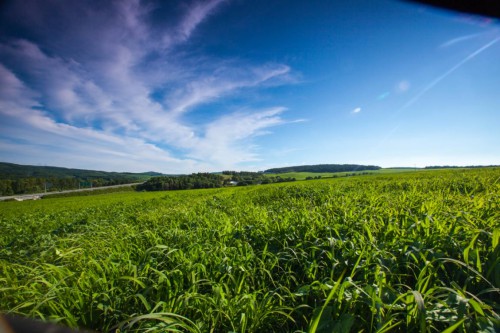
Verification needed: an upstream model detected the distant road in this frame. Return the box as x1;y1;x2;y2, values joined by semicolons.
0;182;142;202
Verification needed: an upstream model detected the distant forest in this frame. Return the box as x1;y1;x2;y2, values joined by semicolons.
264;164;381;174
0;162;161;196
137;173;224;191
137;172;296;191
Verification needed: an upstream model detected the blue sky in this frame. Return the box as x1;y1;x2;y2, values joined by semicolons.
0;0;499;173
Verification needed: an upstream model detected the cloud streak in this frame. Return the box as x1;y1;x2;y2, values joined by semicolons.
402;36;500;110
0;0;296;172
178;0;227;41
440;32;487;48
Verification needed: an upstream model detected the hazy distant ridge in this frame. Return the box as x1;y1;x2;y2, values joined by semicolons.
0;162;162;180
0;162;165;196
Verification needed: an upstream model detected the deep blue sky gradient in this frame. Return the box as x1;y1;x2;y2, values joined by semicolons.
0;0;498;172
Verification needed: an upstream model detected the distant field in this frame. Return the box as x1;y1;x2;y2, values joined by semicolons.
265;168;418;180
1;168;498;332
376;168;420;173
264;172;335;179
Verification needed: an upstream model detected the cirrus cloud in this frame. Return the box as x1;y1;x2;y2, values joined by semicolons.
0;0;298;172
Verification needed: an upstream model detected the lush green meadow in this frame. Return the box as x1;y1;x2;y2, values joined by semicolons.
0;169;499;332
264;172;336;180
264;168;418;180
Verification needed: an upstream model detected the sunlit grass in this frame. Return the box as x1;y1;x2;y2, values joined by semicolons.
1;168;499;332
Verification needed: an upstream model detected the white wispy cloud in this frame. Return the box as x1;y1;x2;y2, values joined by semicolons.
177;0;227;42
167;63;290;115
189;107;287;166
0;0;297;172
0;64;198;172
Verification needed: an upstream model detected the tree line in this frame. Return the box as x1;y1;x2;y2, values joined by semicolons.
0;177;138;196
137;172;296;191
220;171;296;186
0;162;161;196
136;173;225;191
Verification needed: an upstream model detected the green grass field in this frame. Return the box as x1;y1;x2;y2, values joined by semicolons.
264;172;336;180
1;168;499;332
264;168;420;180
